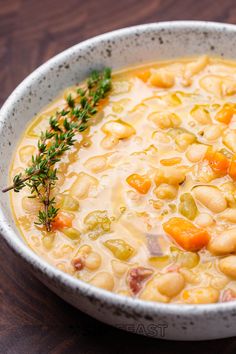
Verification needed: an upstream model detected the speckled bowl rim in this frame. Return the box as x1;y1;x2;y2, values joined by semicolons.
1;21;236;317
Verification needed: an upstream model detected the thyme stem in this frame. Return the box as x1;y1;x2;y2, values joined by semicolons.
2;170;41;193
3;68;112;231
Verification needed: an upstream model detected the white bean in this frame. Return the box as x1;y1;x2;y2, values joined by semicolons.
102;120;135;139
180;269;200;285
155;166;186;186
154;184;178;200
175;133;196;151
85;252;102;270
84;155;108;173
22;196;41;213
195;213;214;227
190;105;212;125
139;276;169;303
101;134;119;149
70;173;98;199
193;186;227;213
208;228;236;255
111;260;128;276
182;287;219;304
219;255;236;278
89;272;114;291
186;144;207;162
219;209;236;223
210;275;229;290
148;112;181;129
156;272;185;297
220;182;236;209
203;124;222;141
223;130;236;153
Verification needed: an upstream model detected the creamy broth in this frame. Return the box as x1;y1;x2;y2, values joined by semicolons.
10;56;236;303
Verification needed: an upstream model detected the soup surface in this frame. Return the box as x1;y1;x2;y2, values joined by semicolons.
10;56;236;304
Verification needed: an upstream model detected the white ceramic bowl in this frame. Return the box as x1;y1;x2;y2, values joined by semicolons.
1;21;236;341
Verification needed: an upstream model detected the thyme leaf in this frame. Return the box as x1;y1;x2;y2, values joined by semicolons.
2;68;112;231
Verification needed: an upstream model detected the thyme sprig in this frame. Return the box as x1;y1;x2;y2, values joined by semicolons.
3;68;112;231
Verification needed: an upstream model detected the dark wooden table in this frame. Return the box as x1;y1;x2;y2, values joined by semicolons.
1;0;236;352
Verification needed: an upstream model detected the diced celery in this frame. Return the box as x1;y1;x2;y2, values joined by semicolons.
179;193;198;220
104;239;134;260
42;233;55;250
62;227;81;240
170;246;200;268
84;210;112;240
61;195;80;212
148;255;170;268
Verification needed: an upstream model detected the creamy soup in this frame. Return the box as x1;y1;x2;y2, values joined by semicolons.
9;56;236;304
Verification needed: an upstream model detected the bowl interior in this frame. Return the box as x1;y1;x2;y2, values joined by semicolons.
1;20;236;283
